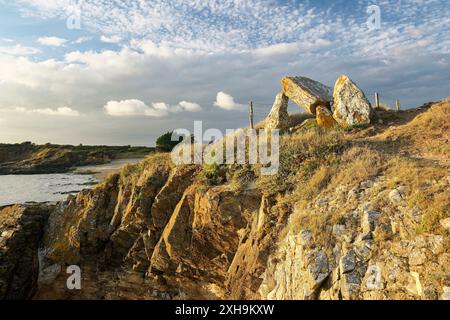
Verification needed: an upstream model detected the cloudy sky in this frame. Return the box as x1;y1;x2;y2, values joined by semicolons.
0;0;449;146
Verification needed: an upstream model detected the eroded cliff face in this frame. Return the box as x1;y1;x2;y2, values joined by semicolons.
0;204;54;300
35;154;264;299
2;101;448;300
259;180;449;300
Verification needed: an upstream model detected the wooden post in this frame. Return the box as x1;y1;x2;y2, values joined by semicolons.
249;101;254;129
396;99;401;112
374;92;380;109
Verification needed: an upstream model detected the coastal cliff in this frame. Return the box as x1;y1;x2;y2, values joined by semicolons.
0;99;449;300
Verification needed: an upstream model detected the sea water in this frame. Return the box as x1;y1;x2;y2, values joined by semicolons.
0;173;98;206
0;158;144;207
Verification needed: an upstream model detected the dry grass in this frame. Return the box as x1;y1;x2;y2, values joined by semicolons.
100;152;171;188
300;166;333;200
329;145;385;189
384;156;449;234
280;145;386;248
270;100;450;247
375;99;450;160
264;100;449;241
255;127;346;197
286;207;344;251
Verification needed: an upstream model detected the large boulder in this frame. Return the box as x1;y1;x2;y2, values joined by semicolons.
281;76;332;114
264;92;290;129
332;75;372;127
316;106;337;128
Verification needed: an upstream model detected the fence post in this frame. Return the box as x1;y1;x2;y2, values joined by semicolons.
396;99;401;112
249;101;254;129
374;92;380;109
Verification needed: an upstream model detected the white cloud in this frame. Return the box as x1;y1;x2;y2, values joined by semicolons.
73;37;92;44
130;39;202;58
104;100;167;117
17;0;450;55
253;43;301;57
253;40;332;57
0;44;41;56
178;101;202;112
14;106;80;116
37;36;67;47
104;99;201;117
100;35;122;44
214;92;246;111
14;1;322;52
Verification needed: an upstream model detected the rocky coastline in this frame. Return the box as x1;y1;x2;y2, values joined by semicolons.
0;76;448;300
0;143;154;175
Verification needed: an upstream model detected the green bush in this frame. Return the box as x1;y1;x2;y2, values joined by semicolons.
198;163;228;186
156;131;183;152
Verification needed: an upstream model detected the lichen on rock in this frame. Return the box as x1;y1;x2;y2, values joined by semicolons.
281;76;332;114
264;92;291;129
332;74;372;127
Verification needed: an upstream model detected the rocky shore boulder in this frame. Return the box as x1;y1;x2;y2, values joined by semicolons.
0;204;54;300
281;76;332;114
333;75;372;127
264;92;290;129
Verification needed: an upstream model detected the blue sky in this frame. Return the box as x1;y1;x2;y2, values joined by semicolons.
0;0;449;146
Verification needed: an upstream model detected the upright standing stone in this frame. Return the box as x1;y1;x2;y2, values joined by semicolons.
281;76;332;115
264;92;290;129
333;75;372;127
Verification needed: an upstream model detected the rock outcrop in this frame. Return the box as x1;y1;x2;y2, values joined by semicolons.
281;76;332;114
259;173;449;300
40;154;171;268
150;185;262;282
226;196;292;299
0;204;54;300
259;231;330;300
35;157;263;299
332;75;372;127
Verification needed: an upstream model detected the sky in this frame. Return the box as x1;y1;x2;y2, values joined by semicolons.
0;0;449;146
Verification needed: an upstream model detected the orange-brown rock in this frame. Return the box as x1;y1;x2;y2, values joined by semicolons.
0;204;54;299
316;106;337;128
150;185;262;283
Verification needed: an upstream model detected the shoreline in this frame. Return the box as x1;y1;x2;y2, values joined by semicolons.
0;158;145;207
73;158;144;180
0;157;146;176
0;143;153;175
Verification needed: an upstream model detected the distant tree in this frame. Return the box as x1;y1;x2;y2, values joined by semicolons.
156;131;183;152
